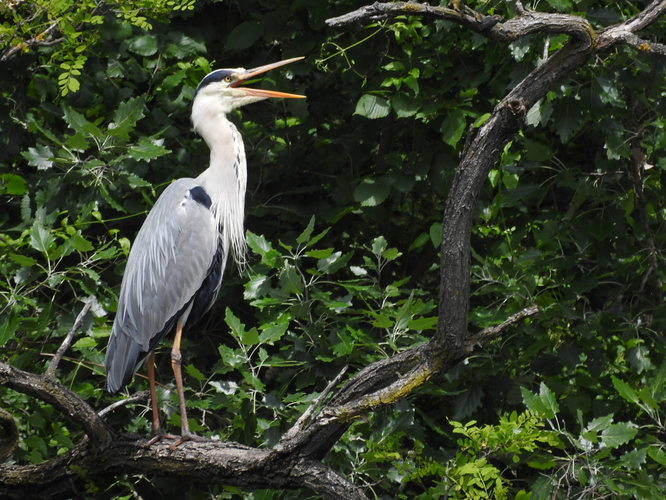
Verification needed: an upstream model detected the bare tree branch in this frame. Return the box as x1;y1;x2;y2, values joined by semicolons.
97;390;150;418
0;362;112;447
280;365;348;443
468;305;540;346
45;296;96;379
0;22;64;62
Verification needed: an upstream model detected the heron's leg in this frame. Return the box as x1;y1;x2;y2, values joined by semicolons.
168;322;203;450
144;352;178;447
170;321;191;438
146;351;161;435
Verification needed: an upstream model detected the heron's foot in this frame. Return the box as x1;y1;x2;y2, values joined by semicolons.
143;432;179;448
168;432;202;451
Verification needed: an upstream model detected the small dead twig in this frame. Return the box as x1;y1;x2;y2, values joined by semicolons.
98;390;151;418
465;305;539;350
279;365;349;444
45;296;96;379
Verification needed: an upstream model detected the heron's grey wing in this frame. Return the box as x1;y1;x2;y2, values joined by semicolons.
105;178;220;392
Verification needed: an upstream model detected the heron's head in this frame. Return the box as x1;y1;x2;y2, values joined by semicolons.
192;56;305;131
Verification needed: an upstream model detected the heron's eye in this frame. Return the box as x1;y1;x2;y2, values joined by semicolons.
224;76;232;82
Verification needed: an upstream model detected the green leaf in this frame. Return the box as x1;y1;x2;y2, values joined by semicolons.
611;376;640;405
218;345;244;369
600;422;638;449
63;107;95;135
128;35;158;56
354;94;390;119
521;383;558;418
241;328;260;347
371;235;387;257
317;251;348;273
0;315;20;348
62;232;94;253
381;247;401;261
226;22;263;50
25;435;47;458
502;172;519;190
391;94;419;118
128;137;169;161
552;99;582;142
73;337;97;349
620;447;647;470
109;97;146;140
407;316;437;331
408;232;430;251
647;446;666;466
584;414;613;433
246;231;279;267
429;222;442;248
225;307;244;338
353;177;390;206
441;110;467;148
22;144;53;170
259;318;289;344
185;364;206;381
1;173;28;195
332;330;354;357
539;383;559;417
9;253;37;266
546;0;572;11
306;248;334;259
473;113;491;128
127;173;152;188
296;216;315;245
29;222;55;253
279;263;304;295
244;275;270;300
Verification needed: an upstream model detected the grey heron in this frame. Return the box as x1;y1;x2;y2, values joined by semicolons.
105;56;304;445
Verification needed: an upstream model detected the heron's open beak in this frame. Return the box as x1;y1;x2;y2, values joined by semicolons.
231;56;305;99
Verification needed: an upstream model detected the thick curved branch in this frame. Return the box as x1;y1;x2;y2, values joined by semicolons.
0;362;112;447
0;434;365;500
326;2;594;46
597;0;666;52
0;363;364;499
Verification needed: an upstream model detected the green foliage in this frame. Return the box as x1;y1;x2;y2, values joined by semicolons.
1;0;665;498
0;0;196;95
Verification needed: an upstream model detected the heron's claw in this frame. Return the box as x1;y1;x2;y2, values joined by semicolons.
168;432;202;451
143;432;179;448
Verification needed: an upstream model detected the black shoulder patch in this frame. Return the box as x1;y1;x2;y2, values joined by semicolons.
189;186;212;209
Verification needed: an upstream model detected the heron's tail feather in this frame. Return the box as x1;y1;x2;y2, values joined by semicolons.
105;329;146;393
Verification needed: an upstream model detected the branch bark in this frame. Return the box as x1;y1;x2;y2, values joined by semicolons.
2;1;665;497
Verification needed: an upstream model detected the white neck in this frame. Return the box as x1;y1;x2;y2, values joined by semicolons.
193;96;248;267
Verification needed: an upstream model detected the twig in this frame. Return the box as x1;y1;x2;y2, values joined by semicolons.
466;305;539;347
98;390;150;417
0;21;63;62
619;33;666;55
45;296;96;379
279;365;348;444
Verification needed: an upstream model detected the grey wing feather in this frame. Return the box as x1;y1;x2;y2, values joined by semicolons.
105;178;220;392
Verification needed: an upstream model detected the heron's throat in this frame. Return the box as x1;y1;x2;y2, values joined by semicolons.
197;118;248;268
